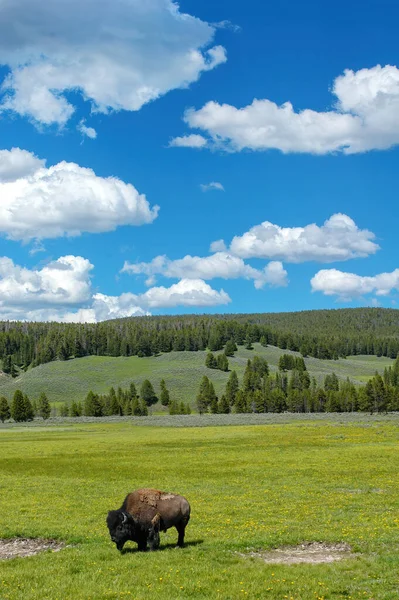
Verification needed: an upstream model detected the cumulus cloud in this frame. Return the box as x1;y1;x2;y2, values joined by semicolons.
0;254;230;322
122;252;288;289
169;134;208;148
227;214;379;263
311;268;399;300
0;148;158;241
0;255;93;312
140;278;230;308
0;147;45;182
209;239;227;252
180;64;399;154
0;0;226;127
77;120;97;140
200;181;224;192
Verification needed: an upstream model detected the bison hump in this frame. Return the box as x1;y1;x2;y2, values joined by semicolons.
137;488;162;507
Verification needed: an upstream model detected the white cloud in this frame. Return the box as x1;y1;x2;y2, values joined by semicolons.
0;255;93;311
169;134;208;148
311;268;399;300
200;181;224;192
227;214;379;263
209;239;227;252
0;0;226;127
0;255;229;322
0;148;159;241
256;261;288;289
180;64;399;154
212;20;241;33
121;251;287;289
140;278;230;308
78;120;97;140
0;147;45;182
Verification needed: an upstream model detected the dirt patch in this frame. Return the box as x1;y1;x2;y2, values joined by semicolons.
238;542;354;565
0;538;66;560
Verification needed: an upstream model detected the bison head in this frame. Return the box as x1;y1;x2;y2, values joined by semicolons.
106;510;135;551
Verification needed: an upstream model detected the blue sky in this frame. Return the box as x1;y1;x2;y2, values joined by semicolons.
0;0;398;321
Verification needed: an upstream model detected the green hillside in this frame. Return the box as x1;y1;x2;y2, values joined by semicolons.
0;344;393;408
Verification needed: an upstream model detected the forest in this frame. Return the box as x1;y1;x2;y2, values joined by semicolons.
1;307;399;375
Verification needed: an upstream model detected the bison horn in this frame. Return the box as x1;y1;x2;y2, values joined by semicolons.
122;512;128;524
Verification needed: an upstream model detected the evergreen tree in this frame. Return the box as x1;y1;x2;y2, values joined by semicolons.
140;379;158;406
208;330;223;351
84;391;102;417
38;392;51;420
160;379;170;406
139;399;148;416
196;376;211;414
205;352;217;369
70;401;82;417
23;394;34;421
2;354;11;374
216;353;229;372
169;400;179;415
324;373;340;391
131;397;141;416
218;394;230;414
108;387;120;415
209;386;219;414
269;388;286;413
59;403;69;417
234;390;248;413
225;370;239;406
224;339;237;357
57;344;69;361
0;396;10;422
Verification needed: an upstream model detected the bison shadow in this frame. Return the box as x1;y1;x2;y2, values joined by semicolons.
120;539;204;554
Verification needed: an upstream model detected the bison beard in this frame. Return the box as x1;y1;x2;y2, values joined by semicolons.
106;488;190;552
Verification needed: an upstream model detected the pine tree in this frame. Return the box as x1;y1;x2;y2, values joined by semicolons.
59;403;69;417
234;390;248;413
216;353;229;372
0;396;10;422
70;401;81;417
84;391;102;417
196;376;211;414
139;399;148;416
205;352;217;369
218;394;230;414
10;390;24;422
169;400;179;415
160;379;170;406
38;392;51;420
132;398;141;416
225;370;239;406
108;387;120;415
2;354;11;374
140;380;158;406
23;394;34;421
224;339;237;357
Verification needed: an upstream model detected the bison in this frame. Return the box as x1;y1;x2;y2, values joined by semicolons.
106;488;190;552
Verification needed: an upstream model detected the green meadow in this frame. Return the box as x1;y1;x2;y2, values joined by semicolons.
0;415;398;599
0;345;393;408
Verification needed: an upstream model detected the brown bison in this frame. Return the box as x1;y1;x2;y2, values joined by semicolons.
106;488;190;552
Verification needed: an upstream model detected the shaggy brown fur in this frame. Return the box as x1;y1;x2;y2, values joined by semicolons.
122;488;190;545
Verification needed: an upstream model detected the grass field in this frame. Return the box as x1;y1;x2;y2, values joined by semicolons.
0;415;398;599
0;345;394;408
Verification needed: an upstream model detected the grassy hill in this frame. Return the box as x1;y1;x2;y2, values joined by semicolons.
0;344;393;408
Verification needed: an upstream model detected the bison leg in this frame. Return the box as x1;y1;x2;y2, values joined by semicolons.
175;522;187;548
148;515;160;551
137;533;148;552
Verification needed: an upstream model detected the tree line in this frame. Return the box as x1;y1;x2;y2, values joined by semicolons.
2;354;399;423
2;308;399;375
196;354;399;415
